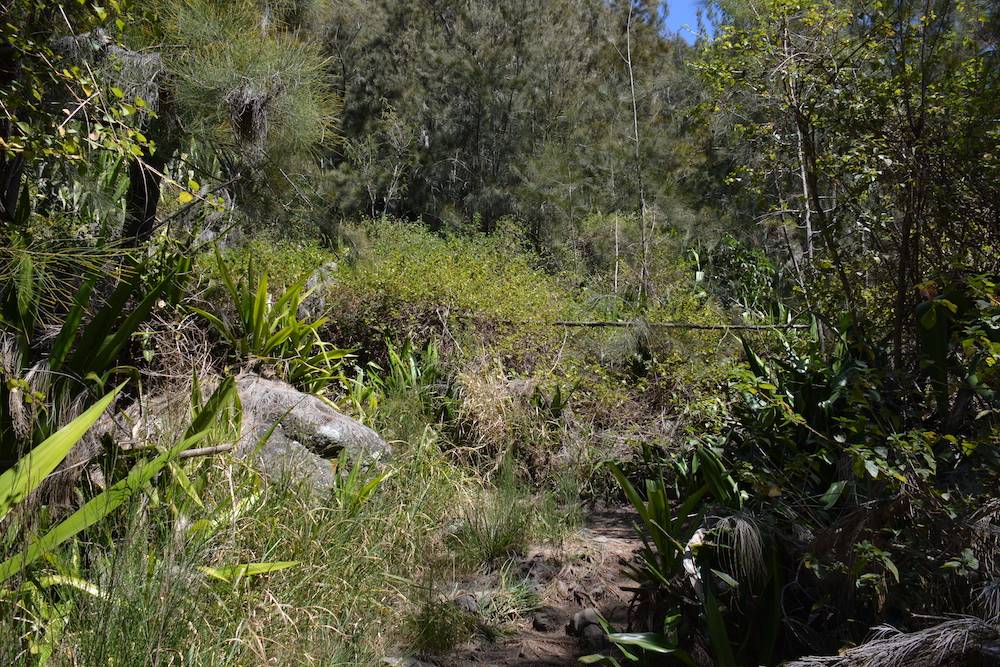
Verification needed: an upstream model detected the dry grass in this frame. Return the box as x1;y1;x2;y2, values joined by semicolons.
785;617;1000;667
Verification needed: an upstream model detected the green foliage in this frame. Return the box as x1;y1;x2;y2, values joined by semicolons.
0;2;152;164
0;376;241;663
0;386;122;523
0;248;189;466
700;0;1000;353
610;460;706;594
330;219;581;370
580;611;695;666
406;597;476;654
209;237;335;291
330;450;394;517
191;247;350;394
310;0;708;234
448;466;530;568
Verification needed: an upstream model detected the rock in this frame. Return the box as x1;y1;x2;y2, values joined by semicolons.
235;375;391;490
89;374;390;494
567;607;602;635
580;623;606;649
531;606;564;632
453;593;478;614
383;658;436;667
236;375;388;459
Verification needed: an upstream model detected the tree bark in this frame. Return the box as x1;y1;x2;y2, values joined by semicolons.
122;88;178;246
0;45;23;227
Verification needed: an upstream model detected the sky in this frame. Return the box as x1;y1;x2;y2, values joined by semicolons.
662;0;704;43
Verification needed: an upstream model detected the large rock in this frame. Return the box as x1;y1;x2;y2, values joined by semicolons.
235;375;390;490
83;375;389;494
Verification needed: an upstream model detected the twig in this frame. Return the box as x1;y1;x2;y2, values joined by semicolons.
178;444;233;459
449;313;808;331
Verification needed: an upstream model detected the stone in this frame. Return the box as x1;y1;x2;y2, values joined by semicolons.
383;657;436;667
580;623;606;649
235;375;391;491
89;374;390;494
531;606;564;632
453;593;478;614
567;607;602;635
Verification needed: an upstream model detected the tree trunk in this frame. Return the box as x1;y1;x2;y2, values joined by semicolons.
122;89;178;246
0;45;23;227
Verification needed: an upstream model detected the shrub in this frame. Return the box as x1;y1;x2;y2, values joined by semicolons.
327;218;581;369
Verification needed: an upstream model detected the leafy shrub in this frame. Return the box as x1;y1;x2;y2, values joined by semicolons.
327;218;581;367
190;247;350;394
205;237;335;291
610;277;1000;663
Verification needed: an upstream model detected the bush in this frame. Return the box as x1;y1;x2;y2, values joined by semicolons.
327;218;581;368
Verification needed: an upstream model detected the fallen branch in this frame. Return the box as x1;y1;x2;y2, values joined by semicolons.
542;320;808;331
785;617;1000;667
179;444;234;459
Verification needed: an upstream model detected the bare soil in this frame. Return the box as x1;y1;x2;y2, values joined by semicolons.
441;505;641;667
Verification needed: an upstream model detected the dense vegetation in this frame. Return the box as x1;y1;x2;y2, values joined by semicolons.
1;0;998;665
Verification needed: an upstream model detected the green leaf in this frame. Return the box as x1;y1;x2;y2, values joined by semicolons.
0;429;207;583
91;272;173;371
704;583;737;667
198;561;299;583
710;569;740;589
883;557;899;583
28;574;106;598
607;632;679;653
820;480;847;509
0;385;123;522
188;306;236;347
919;306;937;330
50;278;96;371
166;459;203;509
185;377;238;439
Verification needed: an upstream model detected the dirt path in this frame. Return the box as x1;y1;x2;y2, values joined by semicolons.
441;505;642;667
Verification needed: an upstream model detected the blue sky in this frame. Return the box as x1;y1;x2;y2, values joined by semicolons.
662;0;704;43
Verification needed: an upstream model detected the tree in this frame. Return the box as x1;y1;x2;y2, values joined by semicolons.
702;0;1000;369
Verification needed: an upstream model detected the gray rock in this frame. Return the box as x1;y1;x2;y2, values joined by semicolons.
237;375;388;459
580;623;606;649
567;607;603;635
531;606;564;632
383;658;436;667
89;375;390;494
453;593;478;615
236;375;391;490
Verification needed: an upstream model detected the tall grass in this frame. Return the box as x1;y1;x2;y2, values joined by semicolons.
0;427;473;665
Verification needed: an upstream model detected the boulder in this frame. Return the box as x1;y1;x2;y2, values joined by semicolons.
86;374;389;494
235;375;390;490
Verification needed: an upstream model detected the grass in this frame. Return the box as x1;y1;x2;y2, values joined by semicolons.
0;428;474;665
0;218;734;665
405;597;477;654
447;463;531;568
